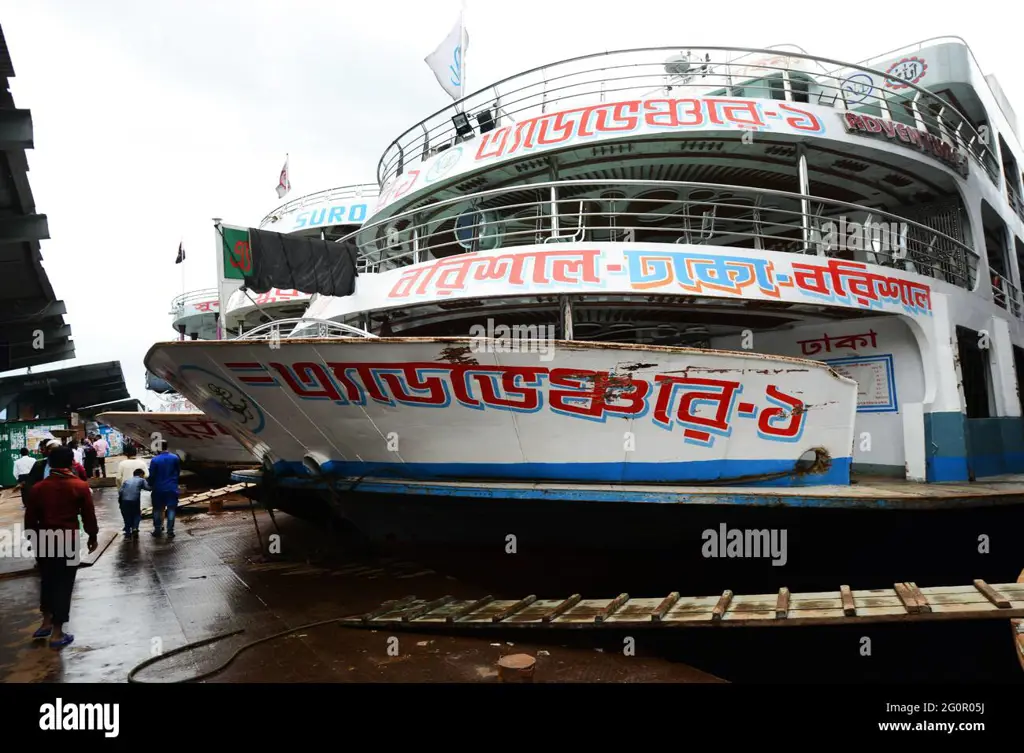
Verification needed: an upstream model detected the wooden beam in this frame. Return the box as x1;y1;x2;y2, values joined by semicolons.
491;595;537;622
595;593;630;623
776;587;790;619
974;579;1011;608
402;595;455;622
447;595;494;623
894;583;921;614
542;594;581;623
361;596;417;623
712;590;734;621
651;592;680;622
906;582;931;613
840;585;856;616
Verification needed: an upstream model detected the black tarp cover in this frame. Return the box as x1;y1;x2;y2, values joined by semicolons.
243;228;359;296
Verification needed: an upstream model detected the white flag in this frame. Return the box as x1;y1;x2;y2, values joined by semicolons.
276;155;290;199
424;13;468;100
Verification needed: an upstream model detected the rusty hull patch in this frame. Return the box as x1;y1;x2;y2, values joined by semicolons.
618;362;659;373
436;345;480;365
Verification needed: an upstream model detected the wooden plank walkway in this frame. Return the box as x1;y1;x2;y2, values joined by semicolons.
141;482;248;517
338;580;1024;630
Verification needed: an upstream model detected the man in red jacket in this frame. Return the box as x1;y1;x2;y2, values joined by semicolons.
24;446;98;649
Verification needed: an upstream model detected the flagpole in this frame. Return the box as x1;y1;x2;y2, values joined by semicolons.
179;237;184;299
460;0;467;101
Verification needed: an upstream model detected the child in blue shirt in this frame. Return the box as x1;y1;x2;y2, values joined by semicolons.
119;468;150;537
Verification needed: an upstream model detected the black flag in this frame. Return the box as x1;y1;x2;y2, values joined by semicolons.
244;229;358;297
175;241;185;264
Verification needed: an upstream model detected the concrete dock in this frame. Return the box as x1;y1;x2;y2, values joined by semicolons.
0;476;726;683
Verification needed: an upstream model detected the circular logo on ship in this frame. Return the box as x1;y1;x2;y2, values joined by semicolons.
884;57;927;90
841;73;875;104
179;365;265;434
425;145;463;183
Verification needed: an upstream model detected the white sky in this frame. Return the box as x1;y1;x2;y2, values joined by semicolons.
4;0;1023;409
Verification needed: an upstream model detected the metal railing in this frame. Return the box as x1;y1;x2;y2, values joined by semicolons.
852;35;1003;111
348;179;980;292
259;183;380;227
991;271;1023;318
170;288;219;316
238;317;378;341
375;45;997;188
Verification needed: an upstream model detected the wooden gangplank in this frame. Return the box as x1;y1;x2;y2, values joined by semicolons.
141;482;248;517
338;580;1024;630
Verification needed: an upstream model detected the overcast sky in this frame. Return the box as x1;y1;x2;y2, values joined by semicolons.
4;0;1024;410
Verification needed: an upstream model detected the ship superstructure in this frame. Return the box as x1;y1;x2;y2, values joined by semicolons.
141;39;1024;560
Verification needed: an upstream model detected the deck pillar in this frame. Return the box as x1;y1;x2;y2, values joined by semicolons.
917;293;971;482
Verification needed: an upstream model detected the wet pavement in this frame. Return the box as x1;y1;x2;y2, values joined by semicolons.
3;470;1022;683
0;480;724;683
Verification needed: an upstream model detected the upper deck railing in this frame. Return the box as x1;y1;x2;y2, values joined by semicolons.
345;178;982;297
376;45;997;188
170;288;219;317
239;317;378;341
259;183;380;228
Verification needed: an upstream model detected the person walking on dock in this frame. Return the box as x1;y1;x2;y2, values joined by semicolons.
82;437;97;479
13;448;35;508
92;433;109;478
24;439;60;499
148;441;181;539
119;468;150;537
115;445;148;488
23;446;98;649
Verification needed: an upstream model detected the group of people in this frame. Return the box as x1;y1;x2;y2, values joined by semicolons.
15;435;182;649
71;433;110;478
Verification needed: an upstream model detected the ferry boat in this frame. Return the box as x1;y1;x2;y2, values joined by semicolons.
103;185;378;480
143;40;1024;587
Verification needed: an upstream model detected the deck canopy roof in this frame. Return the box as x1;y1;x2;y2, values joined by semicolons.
0;24;73;373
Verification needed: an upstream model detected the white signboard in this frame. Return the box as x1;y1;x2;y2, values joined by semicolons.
822;354;897;412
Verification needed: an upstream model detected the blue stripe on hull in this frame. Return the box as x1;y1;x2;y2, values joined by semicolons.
271;456;852;487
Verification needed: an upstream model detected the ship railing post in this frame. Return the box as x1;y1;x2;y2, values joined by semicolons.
560;295;574;341
798;145;811;253
752;194;764;250
550;185;560;239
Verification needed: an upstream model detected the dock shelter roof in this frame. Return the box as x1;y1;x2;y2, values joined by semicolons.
0;361;129;419
0;23;74;373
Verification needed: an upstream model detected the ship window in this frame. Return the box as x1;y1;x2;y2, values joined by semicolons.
956;325;994;419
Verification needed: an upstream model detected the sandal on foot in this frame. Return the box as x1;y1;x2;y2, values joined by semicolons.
32;627;52;639
50;634;74;649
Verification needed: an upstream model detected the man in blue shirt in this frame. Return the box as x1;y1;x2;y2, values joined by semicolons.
148;441;182;538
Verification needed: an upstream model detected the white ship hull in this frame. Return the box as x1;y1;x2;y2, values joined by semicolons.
98;411;256;467
144;337;857;486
